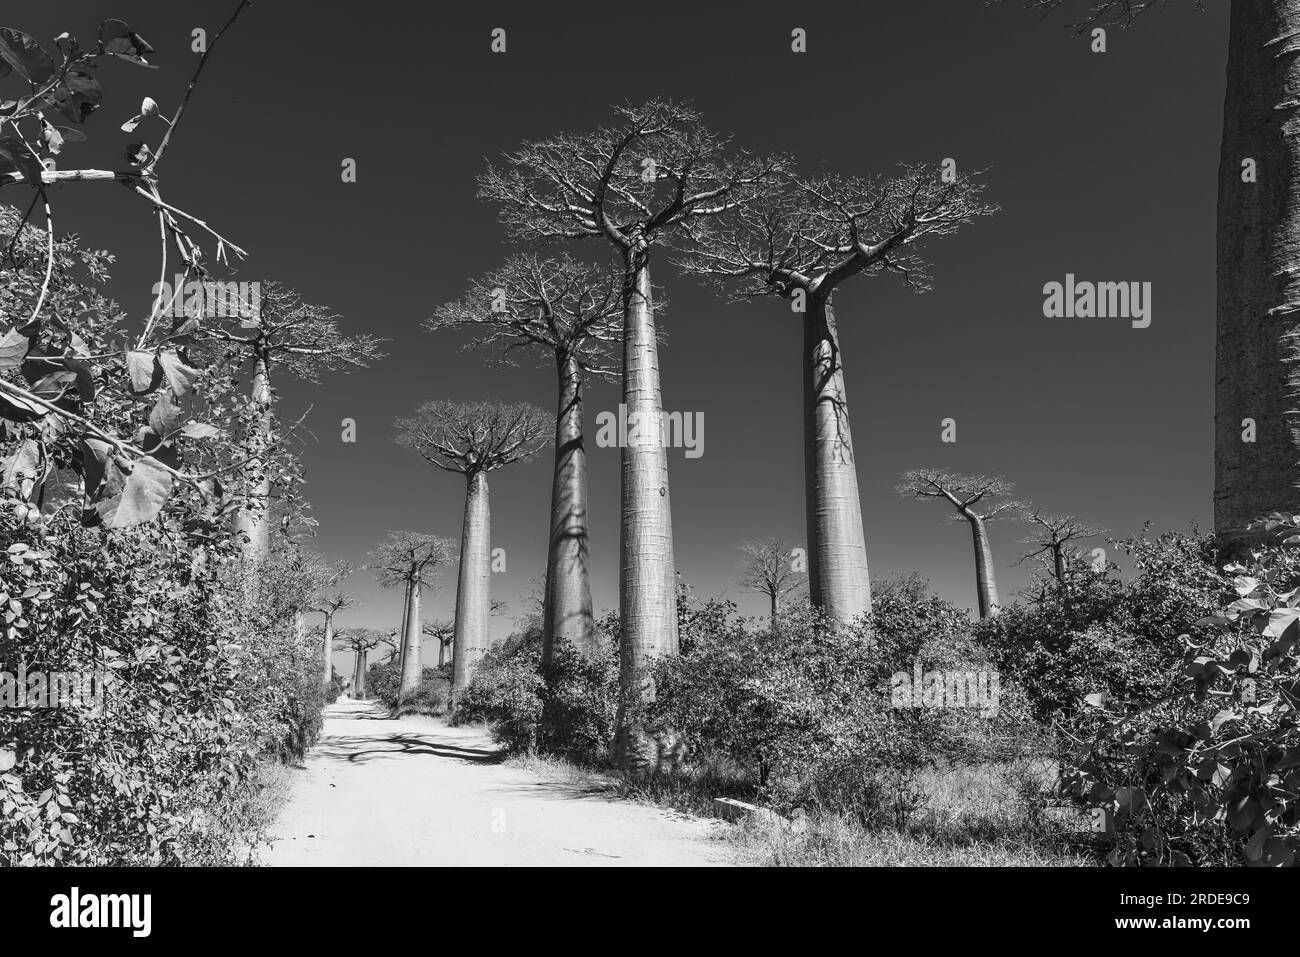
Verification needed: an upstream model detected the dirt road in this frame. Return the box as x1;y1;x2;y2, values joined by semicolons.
264;699;732;867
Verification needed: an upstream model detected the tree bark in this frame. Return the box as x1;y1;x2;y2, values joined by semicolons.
1051;542;1065;583
322;615;333;686
1215;1;1300;551
232;354;272;561
966;511;1000;618
802;294;871;623
616;250;678;728
451;470;492;696
437;638;448;669
354;650;367;699
542;351;595;665
400;579;422;699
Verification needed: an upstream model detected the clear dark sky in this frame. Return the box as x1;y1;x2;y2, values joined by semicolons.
16;1;1227;659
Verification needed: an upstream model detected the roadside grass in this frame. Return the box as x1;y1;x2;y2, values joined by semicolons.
506;747;1098;867
178;760;298;865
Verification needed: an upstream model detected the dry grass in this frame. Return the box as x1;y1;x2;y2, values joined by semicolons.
730;759;1097;867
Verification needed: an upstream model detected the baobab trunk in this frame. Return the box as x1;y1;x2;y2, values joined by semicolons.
322;617;333;686
451;470;492;696
769;591;779;621
1051;544;1066;583
542;352;595;665
354;650;367;699
966;512;1000;618
1215;1;1300;551
395;578;410;699
617;250;678;724
233;355;272;561
802;295;871;623
400;580;422;699
437;639;448;668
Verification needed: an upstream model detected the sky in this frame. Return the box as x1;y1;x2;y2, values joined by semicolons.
10;0;1228;671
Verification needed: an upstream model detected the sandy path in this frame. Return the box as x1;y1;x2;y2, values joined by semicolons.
264;699;732;867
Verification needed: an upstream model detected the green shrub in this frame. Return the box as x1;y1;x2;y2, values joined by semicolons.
975;528;1230;726
648;579;1032;819
367;658;450;715
1060;517;1300;866
453;622;618;757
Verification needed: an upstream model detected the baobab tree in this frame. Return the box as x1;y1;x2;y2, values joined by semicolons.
336;628;393;700
427;254;623;665
423;618;455;668
897;469;1021;618
1016;506;1106;582
737;538;806;619
310;562;356;686
204;281;383;560
999;0;1293;549
393;400;550;696
680;163;995;622
367;531;455;703
478;99;783;718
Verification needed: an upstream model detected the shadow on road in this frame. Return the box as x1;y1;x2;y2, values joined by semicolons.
316;732;507;766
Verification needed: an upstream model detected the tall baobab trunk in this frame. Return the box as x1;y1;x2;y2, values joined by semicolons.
437;638;448;668
803;295;871;622
1215;2;1300;551
451;470;492;696
769;590;779;621
395;577;410;700
352;649;369;699
965;511;1000;618
617;249;678;721
542;351;595;665
322;616;334;686
400;579;422;698
233;355;272;561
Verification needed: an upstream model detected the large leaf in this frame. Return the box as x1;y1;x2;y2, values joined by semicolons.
125;351;162;394
0;324;31;374
107;457;172;527
97;20;155;67
39;71;101;125
157;351;198;397
0;28;56;84
0;388;46;422
39;467;81;516
2;436;45;500
1263;607;1300;639
79;436;112;497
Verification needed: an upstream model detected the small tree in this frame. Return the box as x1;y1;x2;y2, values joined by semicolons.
394;400;550;696
1016;507;1106;582
367;531;455;704
335;628;393;700
313;586;356;687
737;538;805;619
423;618;455;668
427;253;622;665
897;469;1020;618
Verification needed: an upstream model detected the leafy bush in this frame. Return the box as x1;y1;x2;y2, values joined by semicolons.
0;517;325;864
976;528;1230;726
453;634;546;752
1060;517;1300;866
367;658;450;716
649;579;1032;820
453;621;617;757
